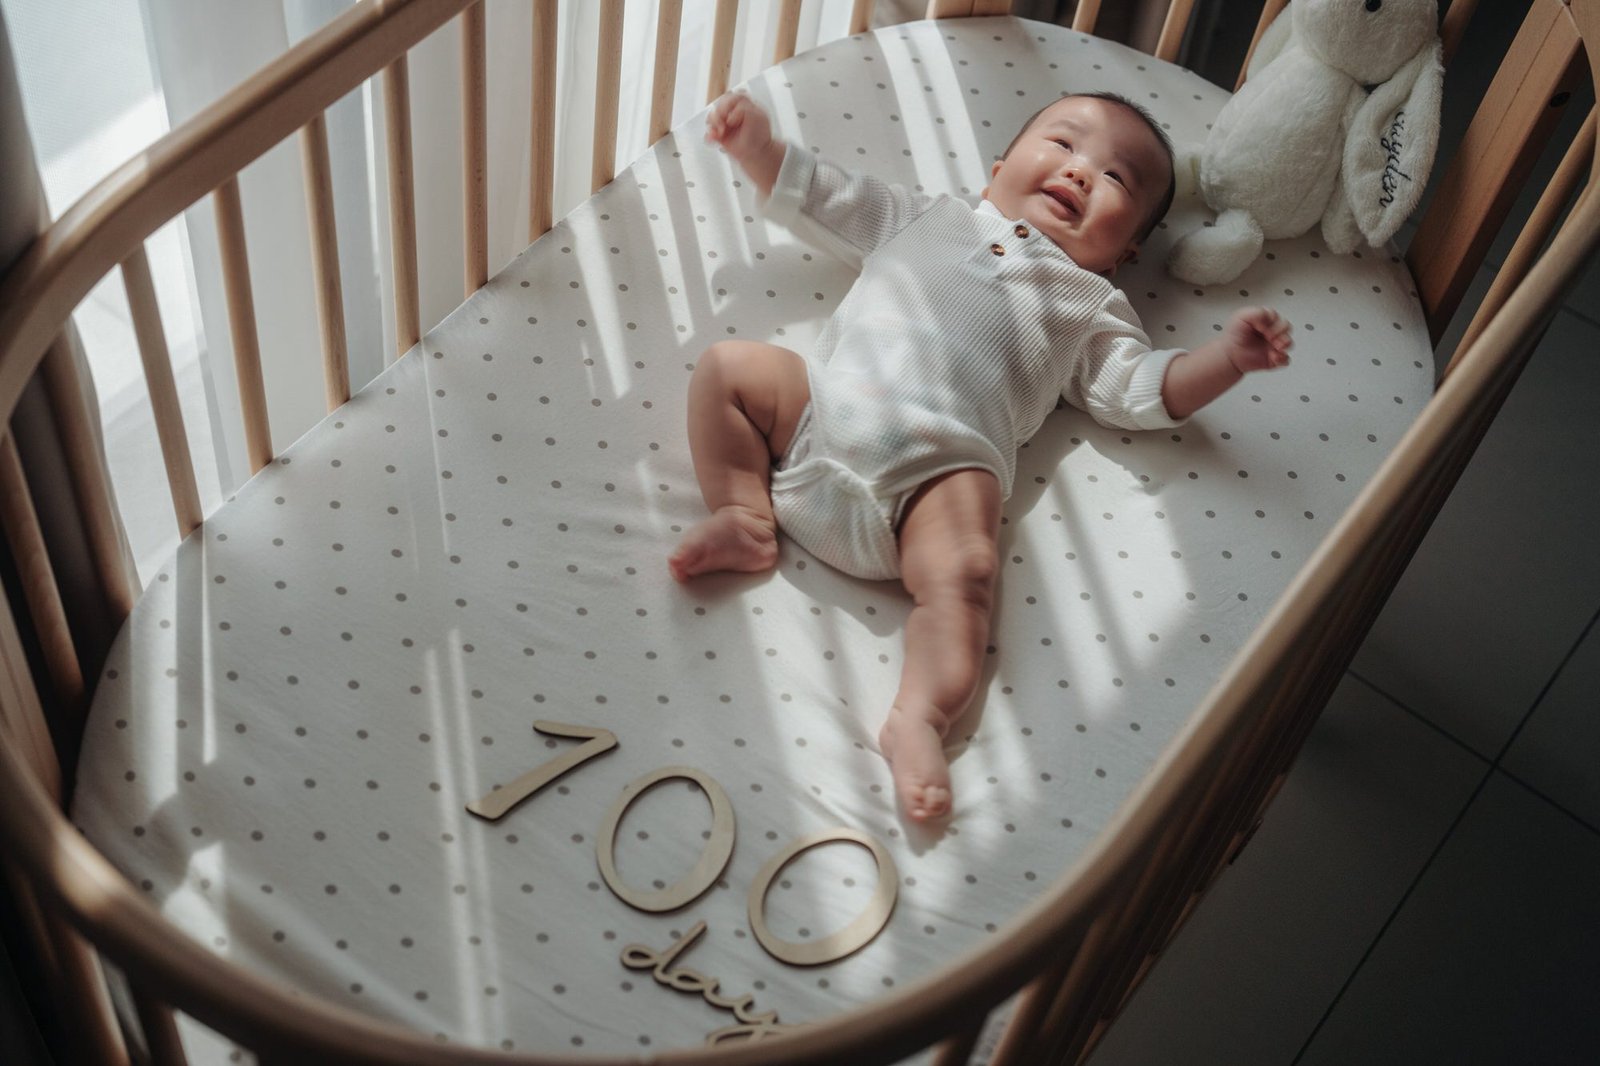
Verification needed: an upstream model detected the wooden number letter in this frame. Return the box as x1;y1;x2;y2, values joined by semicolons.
747;828;898;967
465;720;617;821
597;766;735;913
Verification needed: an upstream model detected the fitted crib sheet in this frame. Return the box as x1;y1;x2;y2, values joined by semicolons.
72;16;1435;1062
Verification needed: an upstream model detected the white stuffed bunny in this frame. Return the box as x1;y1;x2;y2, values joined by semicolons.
1167;0;1444;285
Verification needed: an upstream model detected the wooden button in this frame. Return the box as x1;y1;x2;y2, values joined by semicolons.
1014;224;1030;238
990;243;1005;256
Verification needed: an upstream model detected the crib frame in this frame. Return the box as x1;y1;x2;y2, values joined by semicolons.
1;1;1595;1063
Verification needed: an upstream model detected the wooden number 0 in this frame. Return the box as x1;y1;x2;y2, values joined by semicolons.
465;720;618;821
596;766;736;913
747;828;898;966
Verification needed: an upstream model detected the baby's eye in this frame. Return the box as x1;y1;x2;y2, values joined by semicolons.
1105;170;1125;186
1053;138;1071;151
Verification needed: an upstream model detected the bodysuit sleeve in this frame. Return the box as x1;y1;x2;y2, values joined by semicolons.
1062;287;1188;431
759;143;939;269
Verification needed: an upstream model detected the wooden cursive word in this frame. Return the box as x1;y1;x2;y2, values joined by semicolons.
620;920;806;1046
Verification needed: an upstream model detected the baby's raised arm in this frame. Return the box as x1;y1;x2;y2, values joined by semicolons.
706;93;787;198
1160;308;1293;420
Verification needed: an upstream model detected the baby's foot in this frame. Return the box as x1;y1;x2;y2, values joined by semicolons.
669;505;779;582
879;706;952;822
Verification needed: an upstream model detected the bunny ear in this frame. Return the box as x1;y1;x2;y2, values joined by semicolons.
1342;39;1445;246
1245;5;1294;82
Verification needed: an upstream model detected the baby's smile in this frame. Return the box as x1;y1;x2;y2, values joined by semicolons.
1041;183;1083;219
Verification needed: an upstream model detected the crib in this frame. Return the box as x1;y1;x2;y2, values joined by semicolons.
1;0;1596;1063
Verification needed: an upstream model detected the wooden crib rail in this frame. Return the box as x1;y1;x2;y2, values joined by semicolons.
0;0;475;430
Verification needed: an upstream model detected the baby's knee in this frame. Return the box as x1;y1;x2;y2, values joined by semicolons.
696;340;774;392
696;340;738;377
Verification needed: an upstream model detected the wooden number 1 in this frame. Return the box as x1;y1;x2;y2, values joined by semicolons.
465;720;618;821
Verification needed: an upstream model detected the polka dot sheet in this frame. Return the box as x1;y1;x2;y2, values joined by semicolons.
72;17;1433;1062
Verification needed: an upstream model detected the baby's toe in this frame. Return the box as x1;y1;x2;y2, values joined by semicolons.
906;782;951;822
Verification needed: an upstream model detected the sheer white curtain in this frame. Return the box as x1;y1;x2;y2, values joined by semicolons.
7;0;874;584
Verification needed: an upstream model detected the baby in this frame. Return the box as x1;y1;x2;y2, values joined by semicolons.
669;90;1292;822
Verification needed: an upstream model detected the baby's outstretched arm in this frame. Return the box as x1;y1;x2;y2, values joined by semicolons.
1161;307;1293;420
706;93;788;198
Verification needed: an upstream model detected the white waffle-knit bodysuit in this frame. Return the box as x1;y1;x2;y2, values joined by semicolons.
761;145;1186;580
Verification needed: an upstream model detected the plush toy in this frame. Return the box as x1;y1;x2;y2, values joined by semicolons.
1167;0;1445;286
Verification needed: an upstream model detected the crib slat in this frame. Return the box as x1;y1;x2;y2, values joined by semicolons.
121;245;203;534
592;0;625;193
1407;0;1583;344
37;340;138;617
649;0;683;144
129;986;189;1066
1051;819;1193;1062
530;0;557;240
1236;0;1286;90
0;600;60;802
0;434;84;716
1154;0;1195;63
985;956;1075;1066
707;0;738;102
461;1;488;296
212;177;274;473
1032;913;1117;1063
0;866;125;1064
774;0;802;64
1071;0;1101;35
299;114;351;412
931;1020;983;1066
971;0;1013;14
1440;0;1480;65
41;904;130;1065
382;55;421;361
1452;109;1598;374
849;0;875;35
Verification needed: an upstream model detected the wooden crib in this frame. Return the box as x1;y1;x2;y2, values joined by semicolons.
1;0;1595;1063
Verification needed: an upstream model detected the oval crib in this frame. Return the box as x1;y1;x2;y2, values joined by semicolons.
1;1;1597;1064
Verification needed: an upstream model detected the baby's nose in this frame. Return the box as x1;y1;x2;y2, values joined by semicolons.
1063;167;1088;188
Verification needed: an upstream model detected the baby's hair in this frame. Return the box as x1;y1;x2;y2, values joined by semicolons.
1001;91;1176;243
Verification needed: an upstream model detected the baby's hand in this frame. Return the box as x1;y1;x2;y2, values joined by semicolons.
1224;307;1293;374
705;92;773;167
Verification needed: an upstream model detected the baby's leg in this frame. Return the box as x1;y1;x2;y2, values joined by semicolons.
669;340;810;582
880;468;1002;820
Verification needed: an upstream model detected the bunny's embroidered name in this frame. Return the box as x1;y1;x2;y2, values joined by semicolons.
1379;109;1413;207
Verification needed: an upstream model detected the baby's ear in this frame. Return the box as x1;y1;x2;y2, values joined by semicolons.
990;159;1003;181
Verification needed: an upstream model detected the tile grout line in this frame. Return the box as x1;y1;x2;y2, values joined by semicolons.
1344;670;1491;765
1494;766;1600;839
1350;659;1600;845
1486;602;1600;766
1287;763;1495;1065
1564;302;1600;332
1291;602;1600;1064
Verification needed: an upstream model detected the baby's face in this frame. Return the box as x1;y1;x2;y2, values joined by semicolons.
983;96;1169;275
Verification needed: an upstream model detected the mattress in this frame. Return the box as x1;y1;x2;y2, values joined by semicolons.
71;16;1435;1061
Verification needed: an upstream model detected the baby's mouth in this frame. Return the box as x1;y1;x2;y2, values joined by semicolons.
1042;185;1082;219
